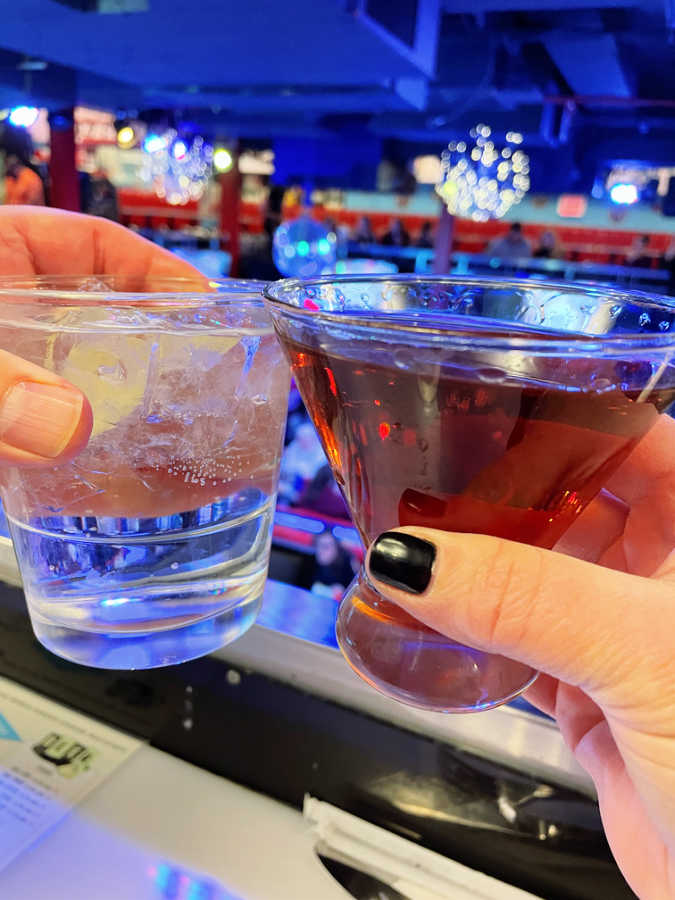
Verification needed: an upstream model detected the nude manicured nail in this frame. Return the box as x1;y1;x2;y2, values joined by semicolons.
0;382;83;458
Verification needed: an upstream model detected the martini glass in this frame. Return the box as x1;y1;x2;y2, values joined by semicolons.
264;276;675;712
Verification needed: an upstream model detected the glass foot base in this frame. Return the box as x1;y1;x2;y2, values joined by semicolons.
29;592;262;670
336;575;537;713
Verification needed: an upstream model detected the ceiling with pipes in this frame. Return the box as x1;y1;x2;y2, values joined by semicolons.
0;0;673;192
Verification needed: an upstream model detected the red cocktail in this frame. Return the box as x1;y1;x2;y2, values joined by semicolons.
265;277;675;711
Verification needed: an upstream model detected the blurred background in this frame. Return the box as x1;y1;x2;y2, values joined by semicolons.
0;0;674;598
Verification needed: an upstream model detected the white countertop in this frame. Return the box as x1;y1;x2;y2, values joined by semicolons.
0;676;545;900
0;743;345;900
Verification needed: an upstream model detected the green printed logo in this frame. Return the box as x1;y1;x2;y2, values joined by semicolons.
32;732;96;779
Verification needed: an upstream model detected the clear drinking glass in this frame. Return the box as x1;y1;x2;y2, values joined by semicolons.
264;276;675;712
0;276;289;669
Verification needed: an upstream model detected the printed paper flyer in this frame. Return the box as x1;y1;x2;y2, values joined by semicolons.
0;676;141;870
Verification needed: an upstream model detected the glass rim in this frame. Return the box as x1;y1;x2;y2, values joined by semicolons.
0;275;268;307
264;274;675;351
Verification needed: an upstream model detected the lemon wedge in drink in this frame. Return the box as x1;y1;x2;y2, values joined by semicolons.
57;332;242;439
59;335;152;438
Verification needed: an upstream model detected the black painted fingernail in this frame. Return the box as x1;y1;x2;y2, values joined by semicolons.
368;532;436;595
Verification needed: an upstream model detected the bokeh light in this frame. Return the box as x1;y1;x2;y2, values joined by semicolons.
172;139;188;160
436;125;530;221
213;147;233;173
142;131;214;205
143;133;167;154
8;106;39;128
117;125;136;148
609;182;639;205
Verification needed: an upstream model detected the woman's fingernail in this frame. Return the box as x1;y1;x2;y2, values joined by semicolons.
368;531;436;595
0;382;83;459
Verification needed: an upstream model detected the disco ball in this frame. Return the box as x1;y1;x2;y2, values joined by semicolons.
435;124;530;222
273;216;337;277
141;130;213;205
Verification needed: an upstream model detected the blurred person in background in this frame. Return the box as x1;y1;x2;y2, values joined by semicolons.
299;531;356;601
0;121;46;206
4;154;45;206
83;168;119;221
381;217;410;247
298;463;349;519
278;421;327;505
324;216;350;246
263;182;286;240
487;222;531;259
284;183;304;208
533;229;558;259
417;220;434;248
626;234;652;268
352;215;376;243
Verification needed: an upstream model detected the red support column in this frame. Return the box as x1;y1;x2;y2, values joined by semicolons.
218;148;241;277
432;203;454;274
48;109;80;212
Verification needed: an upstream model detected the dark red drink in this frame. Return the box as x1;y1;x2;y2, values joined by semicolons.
291;342;672;547
265;274;675;712
287;337;673;704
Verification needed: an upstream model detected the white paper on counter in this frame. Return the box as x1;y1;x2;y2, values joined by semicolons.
304;795;544;900
0;675;141;871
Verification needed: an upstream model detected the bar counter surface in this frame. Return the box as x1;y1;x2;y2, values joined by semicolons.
0;548;636;899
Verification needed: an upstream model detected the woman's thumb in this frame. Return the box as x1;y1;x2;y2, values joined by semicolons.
366;527;668;696
0;349;92;466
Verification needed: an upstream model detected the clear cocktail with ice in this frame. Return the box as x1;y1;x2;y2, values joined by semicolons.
0;276;289;669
